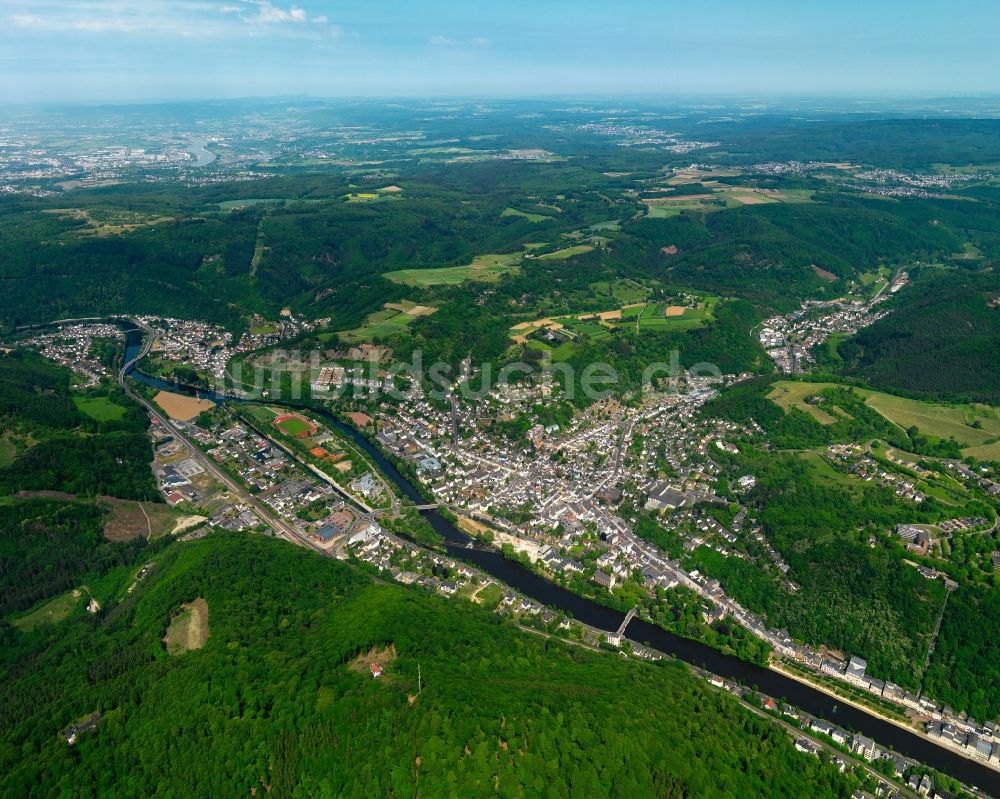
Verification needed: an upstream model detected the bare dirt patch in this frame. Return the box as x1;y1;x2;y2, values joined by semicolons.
597;309;623;321
101;497;178;542
171;515;207;535
347;411;374;428
812;264;838;282
406;304;438;317
16;490;78;501
665;306;686;317
164;598;209;655
457;516;491;536
154;390;215;422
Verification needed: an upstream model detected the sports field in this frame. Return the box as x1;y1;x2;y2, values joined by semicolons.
249;405;278;423
274;413;317;438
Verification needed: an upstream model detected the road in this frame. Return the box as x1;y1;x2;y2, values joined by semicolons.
729;693;921;799
117;321;325;555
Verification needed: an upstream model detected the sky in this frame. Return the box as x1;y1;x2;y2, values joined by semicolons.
1;0;1000;102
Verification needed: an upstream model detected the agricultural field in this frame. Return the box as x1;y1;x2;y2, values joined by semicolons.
42;207;173;237
500;206;550;222
768;380;1000;454
863;391;1000;450
154;390;215;422
642;186;813;218
344;185;404;203
534;244;594;260
767;381;844;424
214;198;286;211
628;297;719;331
510;294;718;352
666;166;744;185
342;301;437;340
642;193;734;218
384;251;527;287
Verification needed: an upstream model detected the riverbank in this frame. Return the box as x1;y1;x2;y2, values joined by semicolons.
772;660;1000;778
117;326;1000;794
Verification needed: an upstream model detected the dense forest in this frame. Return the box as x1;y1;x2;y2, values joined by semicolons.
0;499;153;617
0;352;157;500
655;200;958;309
0;534;855;798
1;105;999;768
923;583;1000;723
692;446;949;688
839;268;1000;403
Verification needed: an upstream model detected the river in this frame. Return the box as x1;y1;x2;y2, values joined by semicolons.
187;139;217;167
121;328;1000;795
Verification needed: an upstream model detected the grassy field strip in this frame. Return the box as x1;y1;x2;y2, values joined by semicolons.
769;381;1000;452
11;587;85;631
384;251;527;287
534;244;594;261
73;395;127;421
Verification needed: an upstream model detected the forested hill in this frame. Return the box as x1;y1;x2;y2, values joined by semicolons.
0;535;853;798
0;352;156;499
838;268;1000;404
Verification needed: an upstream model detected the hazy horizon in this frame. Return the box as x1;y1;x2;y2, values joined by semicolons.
3;0;1000;103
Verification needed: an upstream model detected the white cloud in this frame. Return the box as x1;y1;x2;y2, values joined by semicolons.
4;1;339;36
226;1;314;25
430;34;490;47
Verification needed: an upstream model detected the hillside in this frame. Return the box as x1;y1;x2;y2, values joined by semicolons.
839;268;1000;404
0;352;157;500
0;535;853;799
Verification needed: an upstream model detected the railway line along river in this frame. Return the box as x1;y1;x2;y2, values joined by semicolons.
121;327;1000;796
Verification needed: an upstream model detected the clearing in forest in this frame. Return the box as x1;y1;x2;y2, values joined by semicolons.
349;644;397;674
163;598;210;655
